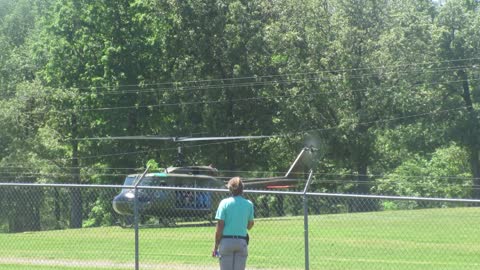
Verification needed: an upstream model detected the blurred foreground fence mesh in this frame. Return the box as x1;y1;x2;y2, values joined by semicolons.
0;183;479;270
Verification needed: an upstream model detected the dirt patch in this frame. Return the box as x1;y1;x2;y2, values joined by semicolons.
0;257;293;269
0;257;217;269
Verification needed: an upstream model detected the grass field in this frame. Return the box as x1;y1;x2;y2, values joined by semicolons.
0;207;479;269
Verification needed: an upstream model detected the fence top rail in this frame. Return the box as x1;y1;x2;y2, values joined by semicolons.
1;182;480;203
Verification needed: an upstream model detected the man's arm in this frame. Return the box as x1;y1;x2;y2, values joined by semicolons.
247;220;254;230
248;203;255;230
213;220;224;256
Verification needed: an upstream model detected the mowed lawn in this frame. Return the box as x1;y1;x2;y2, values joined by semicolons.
0;207;479;270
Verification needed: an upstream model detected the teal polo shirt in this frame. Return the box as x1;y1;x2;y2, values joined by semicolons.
215;196;254;236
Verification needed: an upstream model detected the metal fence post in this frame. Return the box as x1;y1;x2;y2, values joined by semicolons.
303;170;314;270
134;184;139;270
134;167;150;270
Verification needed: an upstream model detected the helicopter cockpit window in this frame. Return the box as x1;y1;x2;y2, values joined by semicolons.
140;177;167;187
122;176;136;191
140;177;154;186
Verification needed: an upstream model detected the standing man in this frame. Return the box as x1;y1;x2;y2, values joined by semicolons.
213;177;254;270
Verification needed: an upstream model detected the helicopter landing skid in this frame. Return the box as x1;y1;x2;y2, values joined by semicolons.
159;217;177;227
116;216;134;228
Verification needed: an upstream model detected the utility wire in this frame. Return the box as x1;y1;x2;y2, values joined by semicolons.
80;77;480;112
79;64;477;96
37;64;477;102
19;76;480;115
66;57;480;91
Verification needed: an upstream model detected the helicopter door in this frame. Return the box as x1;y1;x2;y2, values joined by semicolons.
174;179;212;210
175;185;189;208
195;190;211;209
192;179;212;209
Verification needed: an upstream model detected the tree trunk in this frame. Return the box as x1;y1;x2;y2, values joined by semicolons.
54;188;61;229
9;188;42;232
458;69;480;198
349;162;377;212
356;162;369;195
469;149;480;199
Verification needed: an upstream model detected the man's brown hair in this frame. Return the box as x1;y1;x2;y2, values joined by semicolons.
227;177;244;196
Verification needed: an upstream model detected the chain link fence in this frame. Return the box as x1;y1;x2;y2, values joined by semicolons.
0;183;479;270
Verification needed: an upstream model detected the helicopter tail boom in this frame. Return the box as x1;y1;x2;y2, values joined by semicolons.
241;147;314;189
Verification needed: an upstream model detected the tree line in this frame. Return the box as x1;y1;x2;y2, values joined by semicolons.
1;0;479;230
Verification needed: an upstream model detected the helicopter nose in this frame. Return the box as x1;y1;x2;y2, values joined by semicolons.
112;192;135;216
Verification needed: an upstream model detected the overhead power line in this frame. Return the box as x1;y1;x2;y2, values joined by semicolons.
68;57;480;92
81;63;477;96
20;76;480;115
80;77;480;112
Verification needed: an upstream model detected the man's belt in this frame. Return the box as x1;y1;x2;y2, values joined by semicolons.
222;235;247;240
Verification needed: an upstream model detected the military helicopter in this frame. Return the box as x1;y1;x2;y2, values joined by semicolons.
79;135;314;225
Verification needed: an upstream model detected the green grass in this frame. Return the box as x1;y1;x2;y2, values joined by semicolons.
0;265;107;270
1;208;479;269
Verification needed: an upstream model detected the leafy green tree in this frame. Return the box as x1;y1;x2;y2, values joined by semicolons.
432;0;480;198
0;80;56;232
376;143;472;202
370;0;445;171
32;0;182;227
158;0;278;171
264;0;391;210
0;0;44;96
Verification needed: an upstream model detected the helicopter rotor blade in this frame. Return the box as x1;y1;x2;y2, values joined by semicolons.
74;136;175;141
74;135;275;141
176;135;274;142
